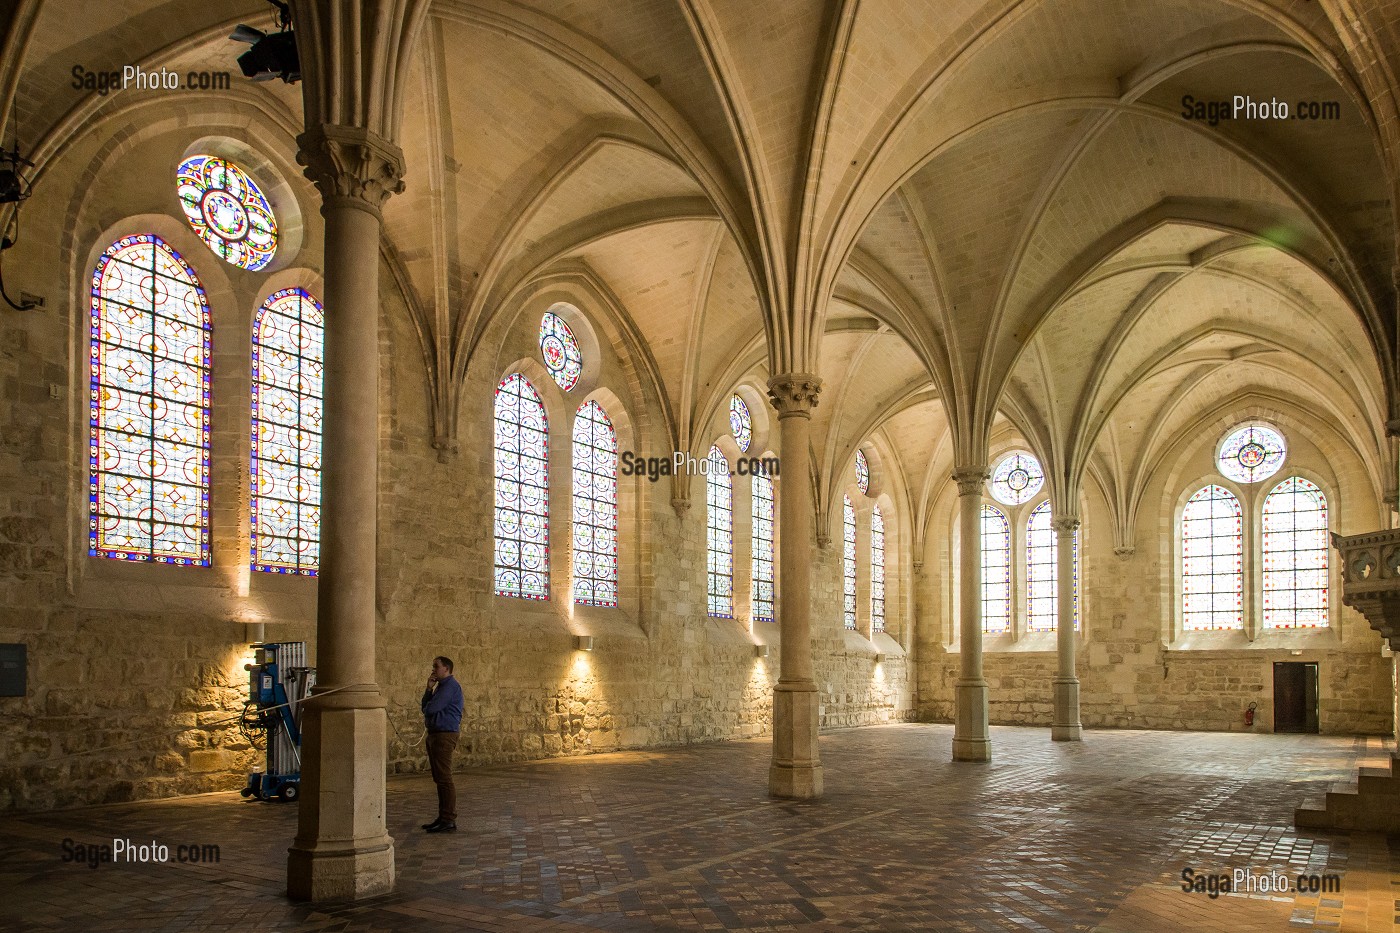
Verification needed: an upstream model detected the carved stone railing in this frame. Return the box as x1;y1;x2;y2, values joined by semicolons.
1332;529;1400;650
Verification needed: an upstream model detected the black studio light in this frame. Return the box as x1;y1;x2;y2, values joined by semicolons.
230;1;300;84
0;149;31;206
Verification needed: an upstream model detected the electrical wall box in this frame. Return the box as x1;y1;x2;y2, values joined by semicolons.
0;644;26;696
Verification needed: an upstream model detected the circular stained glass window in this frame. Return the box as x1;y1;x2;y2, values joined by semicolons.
539;311;583;391
176;155;278;271
855;448;870;494
730;394;752;452
990;452;1044;505
1218;423;1285;484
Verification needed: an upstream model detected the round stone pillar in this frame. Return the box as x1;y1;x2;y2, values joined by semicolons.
767;374;823;798
1052;516;1083;741
953;468;991;762
286;124;404;902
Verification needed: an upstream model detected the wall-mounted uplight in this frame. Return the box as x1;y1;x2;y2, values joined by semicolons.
754;644;770;659
873;653;886;663
574;635;595;652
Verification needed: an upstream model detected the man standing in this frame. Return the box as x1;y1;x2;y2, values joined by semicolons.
421;656;463;833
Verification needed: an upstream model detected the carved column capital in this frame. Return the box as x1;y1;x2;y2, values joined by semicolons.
767;374;822;419
671;498;691;520
1052;517;1081;538
297;124;406;218
1387;418;1400;438
1114;545;1136;560
952;467;989;497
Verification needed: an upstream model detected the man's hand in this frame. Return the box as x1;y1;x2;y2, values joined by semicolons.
426;673;438;690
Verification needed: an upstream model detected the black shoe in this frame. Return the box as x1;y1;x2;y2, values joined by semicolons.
421;818;443;831
425;820;456;833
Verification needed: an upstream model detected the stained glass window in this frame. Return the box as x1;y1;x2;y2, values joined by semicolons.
1025;503;1080;632
494;374;549;599
855;449;870;495
981;505;1011;633
1181;485;1243;630
1218;423;1285;484
251;287;323;575
707;446;734;618
572;400;618;607
843;495;857;630
752;471;775;622
539;311;583;392
730;394;752;453
175;155;277;271
1262;477;1329;629
871;505;885;633
89;234;211;565
990;452;1044;505
1026;502;1056;631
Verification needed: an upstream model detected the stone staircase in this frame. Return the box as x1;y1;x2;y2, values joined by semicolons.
1292;530;1400;834
1295;750;1400;832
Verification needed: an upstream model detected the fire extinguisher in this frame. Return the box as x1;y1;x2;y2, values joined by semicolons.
1245;701;1257;727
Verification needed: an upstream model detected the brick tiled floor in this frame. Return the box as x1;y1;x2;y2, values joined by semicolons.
2;725;1397;931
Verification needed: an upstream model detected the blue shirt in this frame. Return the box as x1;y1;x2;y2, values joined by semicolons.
421;675;463;733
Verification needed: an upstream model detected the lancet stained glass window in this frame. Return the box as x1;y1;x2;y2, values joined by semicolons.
1262;477;1329;629
1025;502;1080;632
707;446;734;617
871;505;885;633
855;449;870;495
90;234;211;564
1218;423;1285;485
843;495;857;629
730;394;752;453
752;471;775;622
1026;502;1056;631
494;374;549;599
981;505;1011;633
251;287;323;574
539;311;583;392
990;452;1044;505
572;400;618;607
1181;484;1243;630
176;155;277;271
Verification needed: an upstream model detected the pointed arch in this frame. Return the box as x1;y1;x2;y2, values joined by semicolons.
706;445;734;618
89;234;212;566
494;373;550;599
980;504;1010;634
1181;484;1243;630
1261;476;1329;629
572;399;618;606
251;287;324;575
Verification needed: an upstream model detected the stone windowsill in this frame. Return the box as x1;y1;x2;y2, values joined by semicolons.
1167;626;1345;655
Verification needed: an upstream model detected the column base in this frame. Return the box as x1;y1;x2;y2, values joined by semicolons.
953;680;990;762
769;680;823;798
287;838;395;902
286;698;395;901
1052;677;1082;742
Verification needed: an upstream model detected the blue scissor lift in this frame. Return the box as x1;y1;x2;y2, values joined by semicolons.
240;641;315;802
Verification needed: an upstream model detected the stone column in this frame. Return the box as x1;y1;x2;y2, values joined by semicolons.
286;125;405;902
953;468;990;761
1052;516;1083;741
767;374;823;798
